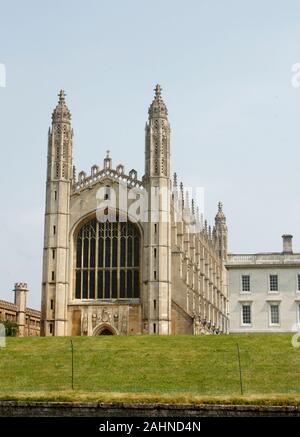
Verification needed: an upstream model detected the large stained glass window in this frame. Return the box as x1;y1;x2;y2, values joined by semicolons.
75;218;140;299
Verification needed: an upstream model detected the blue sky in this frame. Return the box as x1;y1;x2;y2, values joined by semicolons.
0;0;299;308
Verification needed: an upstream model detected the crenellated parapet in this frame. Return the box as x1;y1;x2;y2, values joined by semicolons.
72;151;144;194
14;283;28;291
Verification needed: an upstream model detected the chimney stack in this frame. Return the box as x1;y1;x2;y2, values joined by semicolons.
282;234;293;254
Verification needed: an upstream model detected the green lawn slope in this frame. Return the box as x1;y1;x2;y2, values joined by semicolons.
0;334;299;404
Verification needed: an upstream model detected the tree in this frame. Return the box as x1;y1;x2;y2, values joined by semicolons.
1;320;18;337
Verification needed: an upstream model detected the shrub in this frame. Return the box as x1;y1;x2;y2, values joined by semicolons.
1;320;18;337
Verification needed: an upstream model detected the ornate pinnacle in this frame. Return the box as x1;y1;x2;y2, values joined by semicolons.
191;199;195;215
185;190;190;210
216;201;226;223
104;149;112;170
58;89;66;104
52;89;71;123
73;165;76;182
154;84;162;99
173;172;178;187
148;84;168;119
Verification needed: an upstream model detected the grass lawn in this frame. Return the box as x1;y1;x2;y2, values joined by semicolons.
0;334;299;404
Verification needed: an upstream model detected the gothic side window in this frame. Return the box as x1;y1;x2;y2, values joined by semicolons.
75;218;140;300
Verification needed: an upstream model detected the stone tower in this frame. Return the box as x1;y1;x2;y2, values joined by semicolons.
144;85;172;334
215;202;228;261
41;90;73;336
14;282;28;337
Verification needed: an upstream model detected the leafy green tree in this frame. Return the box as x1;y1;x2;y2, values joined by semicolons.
1;320;18;337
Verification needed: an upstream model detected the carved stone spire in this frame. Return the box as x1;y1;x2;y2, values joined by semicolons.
185;190;190;212
103;150;112;170
215;201;228;261
144;84;172;335
215;201;226;223
173;172;178;188
148;84;168;120
191;199;195;215
52;90;71;124
180;182;184;209
145;84;170;179
42;90;73;336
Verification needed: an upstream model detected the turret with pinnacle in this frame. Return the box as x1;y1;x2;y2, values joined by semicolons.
143;84;172;335
41;90;73;336
215;202;228;261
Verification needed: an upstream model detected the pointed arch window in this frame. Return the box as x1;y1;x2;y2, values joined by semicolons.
75;218;140;300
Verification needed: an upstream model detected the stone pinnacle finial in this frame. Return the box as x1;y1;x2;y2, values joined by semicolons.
191;199;195;215
204;220;208;232
173;172;178;187
104;149;112;170
148;84;168;119
185;190;190;211
154;84;162;99
216;201;226;223
52;89;71;123
180;182;184;208
73;165;76;182
58;89;66;104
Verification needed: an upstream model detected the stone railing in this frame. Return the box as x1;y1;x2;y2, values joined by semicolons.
72;165;144;193
0;299;17;311
227;253;300;265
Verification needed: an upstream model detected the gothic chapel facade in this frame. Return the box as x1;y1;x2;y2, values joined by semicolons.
41;86;229;336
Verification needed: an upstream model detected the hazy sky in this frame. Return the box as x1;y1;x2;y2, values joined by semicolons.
0;0;299;308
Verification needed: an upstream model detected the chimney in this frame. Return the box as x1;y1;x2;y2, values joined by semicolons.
282;234;293;254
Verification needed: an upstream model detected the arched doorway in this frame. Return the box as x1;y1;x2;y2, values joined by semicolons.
93;323;118;336
99;328;114;335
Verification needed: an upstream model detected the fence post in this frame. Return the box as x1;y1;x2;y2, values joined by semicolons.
70;339;74;390
236;343;243;395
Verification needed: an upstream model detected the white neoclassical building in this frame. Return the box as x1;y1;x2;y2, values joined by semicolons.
227;235;300;333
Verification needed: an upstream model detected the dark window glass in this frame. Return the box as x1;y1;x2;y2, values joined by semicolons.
112;270;117;298
127;270;133;298
75;271;81;298
82;271;88;298
112;237;118;267
127;237;133;267
83;239;89;268
75;219;140;300
134;271;139;298
97;271;103;299
90;238;96;268
120;238;126;267
105;236;111;267
98;238;103;267
120;270;126;298
105;271;110;298
89;271;95;298
134;238;140;266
